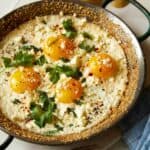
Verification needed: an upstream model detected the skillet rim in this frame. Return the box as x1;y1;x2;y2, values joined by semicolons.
0;0;145;145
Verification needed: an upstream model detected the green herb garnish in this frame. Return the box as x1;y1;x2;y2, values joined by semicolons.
61;58;70;62
30;91;56;128
63;19;75;31
54;124;63;131
43;124;63;136
50;72;60;84
62;19;77;39
2;44;46;68
30;102;55;128
2;51;35;67
12;51;35;67
82;32;93;40
63;31;77;39
2;57;12;67
79;40;95;52
19;45;40;52
67;108;77;118
46;67;60;84
74;100;83;105
12;99;21;104
81;78;86;83
35;55;47;66
46;65;82;84
69;124;73;127
44;130;59;136
38;90;49;107
38;90;55;109
59;65;82;79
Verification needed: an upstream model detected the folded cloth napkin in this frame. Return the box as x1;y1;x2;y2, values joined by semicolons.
119;87;150;150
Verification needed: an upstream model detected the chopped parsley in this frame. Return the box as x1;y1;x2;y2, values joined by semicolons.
12;51;35;67
30;91;56;128
63;19;75;31
69;124;73;127
67;108;77;118
35;55;47;66
12;99;21;104
60;57;70;62
19;45;41;52
46;65;82;84
2;45;47;68
38;91;49;106
44;124;63;136
2;51;35;67
82;32;93;40
74;100;83;105
44;130;59;136
38;90;55;108
50;71;60;84
64;31;77;39
46;67;60;84
62;19;77;39
79;40;95;52
60;65;82;79
2;57;12;68
54;124;63;131
81;78;86;83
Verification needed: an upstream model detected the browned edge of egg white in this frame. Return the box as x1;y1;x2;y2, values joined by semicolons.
0;0;139;145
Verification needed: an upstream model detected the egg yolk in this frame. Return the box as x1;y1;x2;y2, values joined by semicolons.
43;35;75;60
10;68;41;93
57;78;83;103
88;53;118;79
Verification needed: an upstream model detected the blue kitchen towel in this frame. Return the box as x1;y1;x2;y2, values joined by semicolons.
119;87;150;150
136;115;150;150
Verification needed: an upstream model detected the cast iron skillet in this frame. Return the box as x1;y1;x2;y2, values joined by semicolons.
0;0;149;148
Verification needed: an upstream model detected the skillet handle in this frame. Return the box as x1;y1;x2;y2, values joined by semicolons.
102;0;150;42
0;135;13;150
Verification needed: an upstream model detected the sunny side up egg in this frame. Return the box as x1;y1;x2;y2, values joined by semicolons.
57;78;83;103
88;53;118;79
10;67;41;93
43;35;75;60
0;14;128;136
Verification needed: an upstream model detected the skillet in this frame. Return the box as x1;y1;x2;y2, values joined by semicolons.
0;0;149;148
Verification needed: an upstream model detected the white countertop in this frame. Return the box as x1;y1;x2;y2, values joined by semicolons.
0;0;149;150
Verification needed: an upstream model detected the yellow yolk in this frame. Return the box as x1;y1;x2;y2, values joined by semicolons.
10;67;41;93
88;53;118;79
57;78;83;103
43;35;75;60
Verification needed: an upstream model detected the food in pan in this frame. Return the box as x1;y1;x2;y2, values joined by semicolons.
0;13;128;136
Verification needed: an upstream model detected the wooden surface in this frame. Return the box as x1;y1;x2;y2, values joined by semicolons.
0;0;149;149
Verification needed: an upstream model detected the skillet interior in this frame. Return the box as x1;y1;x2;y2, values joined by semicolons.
0;0;144;144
